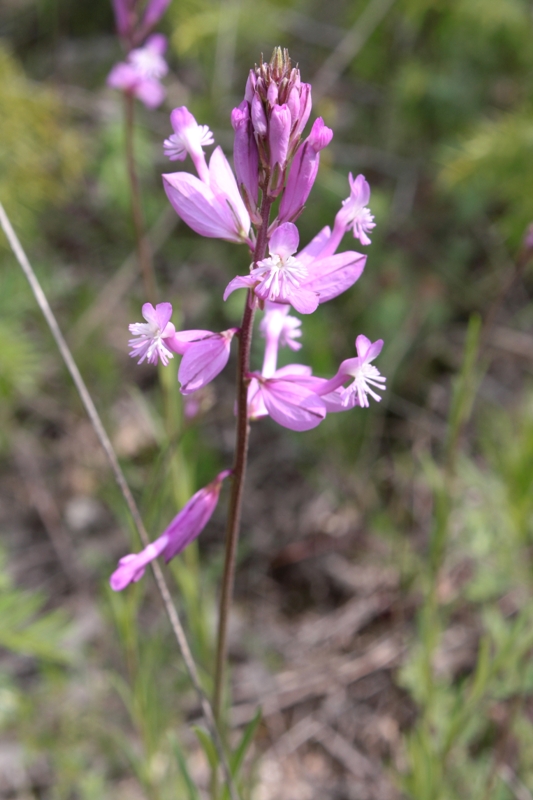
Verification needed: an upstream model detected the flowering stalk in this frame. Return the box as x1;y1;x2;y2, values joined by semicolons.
112;49;387;798
108;2;171;303
213;196;273;724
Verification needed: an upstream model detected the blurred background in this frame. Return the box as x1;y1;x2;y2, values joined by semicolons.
1;0;533;798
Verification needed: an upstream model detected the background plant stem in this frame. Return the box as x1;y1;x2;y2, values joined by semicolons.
124;92;157;304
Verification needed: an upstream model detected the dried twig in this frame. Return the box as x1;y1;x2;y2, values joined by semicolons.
231;637;402;725
0;202;240;800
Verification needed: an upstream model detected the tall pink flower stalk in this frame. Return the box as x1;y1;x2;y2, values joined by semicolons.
111;48;386;729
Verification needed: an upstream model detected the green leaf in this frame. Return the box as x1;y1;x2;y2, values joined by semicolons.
192;725;218;772
230;709;261;778
169;733;201;800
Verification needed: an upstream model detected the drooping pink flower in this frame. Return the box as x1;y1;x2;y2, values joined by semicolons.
317;173;376;252
162;112;251;244
247;367;326;432
278;118;333;223
177;329;237;395
128;302;176;365
314;335;386;408
163;106;214;183
107;34;168;108
110;470;231;590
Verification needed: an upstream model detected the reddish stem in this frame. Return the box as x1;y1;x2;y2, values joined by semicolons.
213;196;273;723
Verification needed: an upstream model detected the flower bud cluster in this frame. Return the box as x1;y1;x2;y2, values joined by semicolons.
107;0;170;108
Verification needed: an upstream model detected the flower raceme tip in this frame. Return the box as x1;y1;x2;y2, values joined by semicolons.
112;0;171;45
110;470;231;591
107;33;168;108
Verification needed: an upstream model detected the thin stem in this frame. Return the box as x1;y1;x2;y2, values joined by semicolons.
124;92;157;304
213;197;273;724
0;202;240;800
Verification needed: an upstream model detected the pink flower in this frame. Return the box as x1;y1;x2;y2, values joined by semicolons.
177;329;237;395
328;174;376;248
247;365;326;432
107;34;168;108
110;470;231;590
163;106;214;183
162;109;251;244
224;222;366;313
224;222;319;314
129;303;236;391
315;335;386;408
128;302;176;365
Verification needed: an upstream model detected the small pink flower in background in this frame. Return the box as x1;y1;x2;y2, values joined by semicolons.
112;0;171;46
336;173;376;246
128;302;175;365
107;33;168;108
110;470;231;590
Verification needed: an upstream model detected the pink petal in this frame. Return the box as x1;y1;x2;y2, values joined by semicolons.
269;222;300;259
349;173;371;206
164;329;215;355
298;226;332;264
304;252;366;303
356;335;383;362
261;380;326;431
208;147;250;236
287;287;319;315
274;364;313;378
152;302;173;330
135;77;165;109
223;274;255;301
163;172;240;242
247;378;268;419
178;336;232;394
